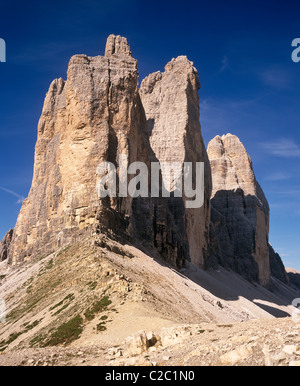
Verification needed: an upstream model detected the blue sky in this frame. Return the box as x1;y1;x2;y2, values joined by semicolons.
0;0;299;269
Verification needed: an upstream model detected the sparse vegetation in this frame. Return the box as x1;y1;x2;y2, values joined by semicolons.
0;319;43;352
29;334;46;348
217;324;233;328
26;285;33;294
49;294;75;315
42;315;84;347
84;296;112;321
57;245;71;257
23;319;42;331
96;322;107;332
52;304;69;316
45;259;54;270
87;281;98;291
0;331;23;351
38;258;54;277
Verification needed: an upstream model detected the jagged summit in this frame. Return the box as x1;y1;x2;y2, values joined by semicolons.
217;133;234;141
7;35;143;264
0;35;298;368
0;36;289;291
5;35;210;270
207;133;287;286
208;134;260;198
104;34;132;57
140;56;211;268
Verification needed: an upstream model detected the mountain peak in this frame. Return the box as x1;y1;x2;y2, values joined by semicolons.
105;34;132;57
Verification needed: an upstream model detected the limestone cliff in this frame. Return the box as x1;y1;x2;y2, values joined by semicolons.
7;36;202;268
269;245;289;284
140;57;212;268
207;134;270;285
4;35;287;290
8;35;154;263
207;134;287;287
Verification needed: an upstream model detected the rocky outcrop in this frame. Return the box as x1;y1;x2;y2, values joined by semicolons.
0;229;13;261
269;245;289;284
140;57;212;268
207;134;288;287
207;134;271;286
8;35;207;268
4;35;287;289
8;35;154;264
286;268;300;290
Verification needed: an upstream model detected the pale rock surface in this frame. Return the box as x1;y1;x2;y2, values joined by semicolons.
125;332;149;356
140;56;212;268
104;35;132;57
219;345;253;365
207;134;271;286
7;36;194;268
8;35;153;263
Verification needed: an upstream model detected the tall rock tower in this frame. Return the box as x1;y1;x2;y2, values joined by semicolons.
140;57;212;268
207;134;271;286
8;35;155;263
7;36;212;269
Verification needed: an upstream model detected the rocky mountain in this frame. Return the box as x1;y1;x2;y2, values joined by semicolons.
0;34;298;367
9;35;197;266
1;35;290;287
140;56;211;269
207;134;288;287
8;35;151;264
269;245;289;284
0;232;299;365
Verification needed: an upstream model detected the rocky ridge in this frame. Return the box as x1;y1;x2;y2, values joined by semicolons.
0;235;299;366
0;34;298;369
0;35;291;289
7;35;194;269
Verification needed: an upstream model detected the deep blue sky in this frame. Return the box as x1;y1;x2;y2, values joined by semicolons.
0;0;299;270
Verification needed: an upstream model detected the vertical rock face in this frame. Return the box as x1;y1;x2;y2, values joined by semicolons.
105;35;132;57
0;229;13;261
6;34;283;287
7;35;202;268
140;57;212;268
8;35;154;264
269;245;289;284
207;134;271;286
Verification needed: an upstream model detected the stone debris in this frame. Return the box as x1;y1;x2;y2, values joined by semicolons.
1;318;300;366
